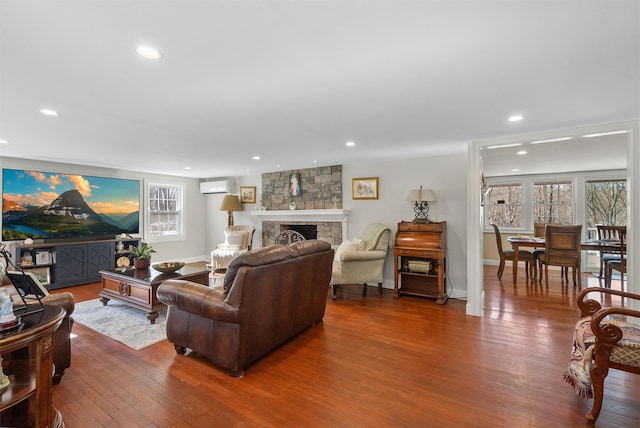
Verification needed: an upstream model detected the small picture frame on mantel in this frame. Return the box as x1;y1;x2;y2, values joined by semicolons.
352;177;379;200
240;186;256;204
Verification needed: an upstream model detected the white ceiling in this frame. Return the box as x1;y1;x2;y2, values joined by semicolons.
481;131;629;177
1;1;638;179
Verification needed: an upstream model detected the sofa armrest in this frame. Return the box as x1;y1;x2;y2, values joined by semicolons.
43;292;75;316
338;249;387;262
157;279;239;323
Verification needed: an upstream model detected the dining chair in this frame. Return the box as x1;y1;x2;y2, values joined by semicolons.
541;224;583;288
604;228;626;290
596;225;626;286
532;222;564;280
491;223;534;280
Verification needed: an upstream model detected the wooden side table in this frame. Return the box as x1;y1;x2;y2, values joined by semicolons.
393;221;448;304
0;304;65;427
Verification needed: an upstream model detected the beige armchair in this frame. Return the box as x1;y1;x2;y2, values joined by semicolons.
211;225;256;270
331;223;391;299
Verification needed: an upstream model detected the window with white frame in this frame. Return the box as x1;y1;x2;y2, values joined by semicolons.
485;171;625;233
585;179;627;228
533;180;573;224
145;181;185;241
487;183;523;227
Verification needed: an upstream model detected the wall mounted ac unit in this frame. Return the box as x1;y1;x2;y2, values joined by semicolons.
199;179;236;194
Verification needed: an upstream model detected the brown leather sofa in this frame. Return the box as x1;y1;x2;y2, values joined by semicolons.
1;277;74;384
157;240;333;378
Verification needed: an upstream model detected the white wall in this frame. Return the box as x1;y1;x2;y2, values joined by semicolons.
341;153;468;298
202;175;262;257
202;154;469;298
0;157;207;264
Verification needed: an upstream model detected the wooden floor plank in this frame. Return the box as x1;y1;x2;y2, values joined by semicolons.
50;266;639;427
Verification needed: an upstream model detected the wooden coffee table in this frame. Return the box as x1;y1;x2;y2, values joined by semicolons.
99;264;209;324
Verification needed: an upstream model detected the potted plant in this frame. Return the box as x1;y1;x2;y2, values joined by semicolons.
131;243;156;270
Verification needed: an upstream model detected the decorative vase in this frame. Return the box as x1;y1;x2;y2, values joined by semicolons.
134;258;150;270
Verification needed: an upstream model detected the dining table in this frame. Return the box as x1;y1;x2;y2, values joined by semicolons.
506;236;622;283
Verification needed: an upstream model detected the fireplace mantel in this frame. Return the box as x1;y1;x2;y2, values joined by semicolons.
251;209;348;222
251;209;349;242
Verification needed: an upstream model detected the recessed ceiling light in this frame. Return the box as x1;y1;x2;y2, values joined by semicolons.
0;139;8;144
517;150;527;155
136;45;162;60
512;168;520;172
184;166;191;170
40;108;59;116
252;156;260;160
313;160;317;163
345;141;356;147
508;115;523;122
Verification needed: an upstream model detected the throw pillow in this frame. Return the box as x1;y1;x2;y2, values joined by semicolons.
224;231;246;251
334;238;365;261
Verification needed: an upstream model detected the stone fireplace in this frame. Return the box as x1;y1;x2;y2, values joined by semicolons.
251;209;348;246
280;224;318;240
254;165;346;245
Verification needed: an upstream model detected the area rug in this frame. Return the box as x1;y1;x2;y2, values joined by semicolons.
72;299;167;350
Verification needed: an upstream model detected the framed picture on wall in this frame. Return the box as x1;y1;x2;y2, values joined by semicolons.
352;177;379;200
288;173;301;197
240;186;256;204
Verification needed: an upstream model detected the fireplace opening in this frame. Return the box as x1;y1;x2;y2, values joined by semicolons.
281;224;318;240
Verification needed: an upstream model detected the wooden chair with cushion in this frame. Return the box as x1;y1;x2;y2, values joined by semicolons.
532;222;564;280
597;224;626;286
564;287;640;423
491;223;534;280
604;227;626;290
540;224;582;288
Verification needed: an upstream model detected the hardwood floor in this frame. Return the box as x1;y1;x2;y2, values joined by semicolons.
51;266;640;427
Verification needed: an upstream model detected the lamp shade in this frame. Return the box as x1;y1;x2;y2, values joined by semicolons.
405;187;436;203
220;195;242;212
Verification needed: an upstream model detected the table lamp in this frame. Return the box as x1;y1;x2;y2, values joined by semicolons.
220;195;242;226
405;186;436;223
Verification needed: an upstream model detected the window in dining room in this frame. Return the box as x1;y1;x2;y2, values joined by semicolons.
533;180;573;224
487;183;523;227
585;179;627;227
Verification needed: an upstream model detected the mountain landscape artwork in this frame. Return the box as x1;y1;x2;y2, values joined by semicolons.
2;168;140;241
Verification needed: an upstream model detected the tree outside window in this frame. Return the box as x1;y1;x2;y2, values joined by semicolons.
487;183;523;227
533;181;573;224
146;182;184;240
586;179;626;228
